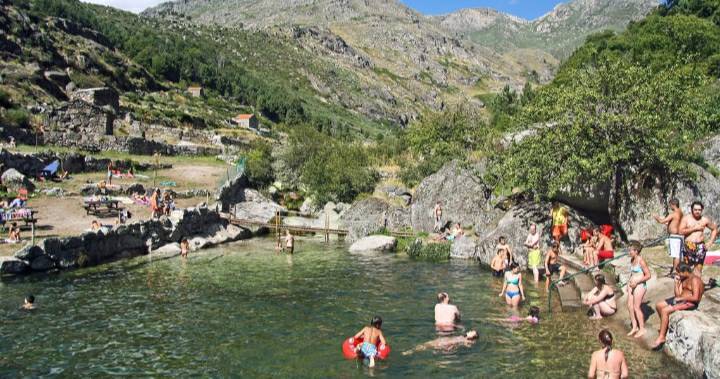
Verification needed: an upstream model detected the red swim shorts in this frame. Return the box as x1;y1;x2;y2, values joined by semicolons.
597;250;614;261
552;224;568;238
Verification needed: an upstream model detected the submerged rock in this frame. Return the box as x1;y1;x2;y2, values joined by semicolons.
0;256;29;274
349;235;397;253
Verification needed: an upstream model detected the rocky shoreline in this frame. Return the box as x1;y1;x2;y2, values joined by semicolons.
0;205;252;275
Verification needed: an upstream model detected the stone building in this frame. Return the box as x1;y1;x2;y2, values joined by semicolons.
187;86;204;98
231;114;258;129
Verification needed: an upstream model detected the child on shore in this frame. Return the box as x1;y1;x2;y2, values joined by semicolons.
353;316;387;368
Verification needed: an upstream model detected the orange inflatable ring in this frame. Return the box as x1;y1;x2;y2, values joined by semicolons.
342;336;391;360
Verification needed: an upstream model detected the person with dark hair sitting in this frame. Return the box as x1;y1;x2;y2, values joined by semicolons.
652;263;704;350
584;273;616;320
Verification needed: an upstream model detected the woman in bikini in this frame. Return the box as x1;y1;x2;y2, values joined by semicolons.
626;241;651;338
583;274;616;320
499;262;525;308
588;329;628;379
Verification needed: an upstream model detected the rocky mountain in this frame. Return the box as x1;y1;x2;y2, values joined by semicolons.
143;0;659;123
144;0;557;110
435;0;660;59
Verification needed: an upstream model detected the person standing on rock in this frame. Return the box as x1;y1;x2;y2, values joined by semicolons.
433;201;443;232
524;224;542;282
652;263;704;350
653;198;684;276
679;201;717;276
550;202;569;243
626;242;650;338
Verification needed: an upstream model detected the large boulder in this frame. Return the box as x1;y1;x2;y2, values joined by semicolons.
1;168;35;192
665;310;720;378
14;245;44;261
231;189;284;224
476;201;595;267
349;235;397;253
216;172;249;212
340;197;411;242
702;134;720;171
410;160;499;233
618;165;720;241
30;255;55;271
450;236;479;259
0;256;29;275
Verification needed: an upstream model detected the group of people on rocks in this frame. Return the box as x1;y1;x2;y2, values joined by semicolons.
417;198;717;376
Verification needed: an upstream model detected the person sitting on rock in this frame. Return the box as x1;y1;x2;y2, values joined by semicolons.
595;227;615;266
584;274;616;320
652;263;704;350
7;222;20;243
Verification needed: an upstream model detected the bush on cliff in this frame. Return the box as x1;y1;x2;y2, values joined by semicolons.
244;141;274;188
486;2;720;200
400;105;495;187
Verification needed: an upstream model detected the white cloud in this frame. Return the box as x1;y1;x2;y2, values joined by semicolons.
80;0;166;14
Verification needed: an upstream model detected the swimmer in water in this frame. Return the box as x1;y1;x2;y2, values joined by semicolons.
353;316;387;368
494;306;540;324
434;292;461;330
402;330;478;356
21;295;35;310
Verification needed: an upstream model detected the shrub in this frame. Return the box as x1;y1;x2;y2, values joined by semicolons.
3;108;30;128
405;239;451;261
244;141;274;188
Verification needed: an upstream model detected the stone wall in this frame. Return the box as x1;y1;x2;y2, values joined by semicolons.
0;206;251;275
0;149;170;177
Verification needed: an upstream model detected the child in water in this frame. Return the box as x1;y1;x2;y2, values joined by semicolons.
353;316;387;368
21;295;35;310
504;306;540;324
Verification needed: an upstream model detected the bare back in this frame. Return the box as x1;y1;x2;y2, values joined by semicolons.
361;326;382;345
590;349;627;379
681;275;705;301
668;208;682;235
597;234;613;251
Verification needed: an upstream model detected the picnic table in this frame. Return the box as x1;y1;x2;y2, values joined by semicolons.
83;199;122;216
0;208;38;232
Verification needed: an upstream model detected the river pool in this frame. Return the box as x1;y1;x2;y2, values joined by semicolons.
0;239;690;378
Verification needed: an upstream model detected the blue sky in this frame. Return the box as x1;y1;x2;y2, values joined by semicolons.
400;0;566;19
82;0;566;19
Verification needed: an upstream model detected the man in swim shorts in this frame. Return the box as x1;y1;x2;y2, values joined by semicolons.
550;202;569;243
653;198;684;276
545;241;568;289
353;316;387;368
434;292;461;328
595;228;615;264
652;264;704;350
679;201;718;276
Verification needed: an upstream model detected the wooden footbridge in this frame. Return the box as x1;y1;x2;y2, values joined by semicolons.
222;210;415;242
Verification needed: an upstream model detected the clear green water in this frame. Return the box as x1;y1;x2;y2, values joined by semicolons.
0;239;689;378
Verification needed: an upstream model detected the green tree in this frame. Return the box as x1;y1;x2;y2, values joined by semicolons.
244;141;274;188
487;57;715;201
